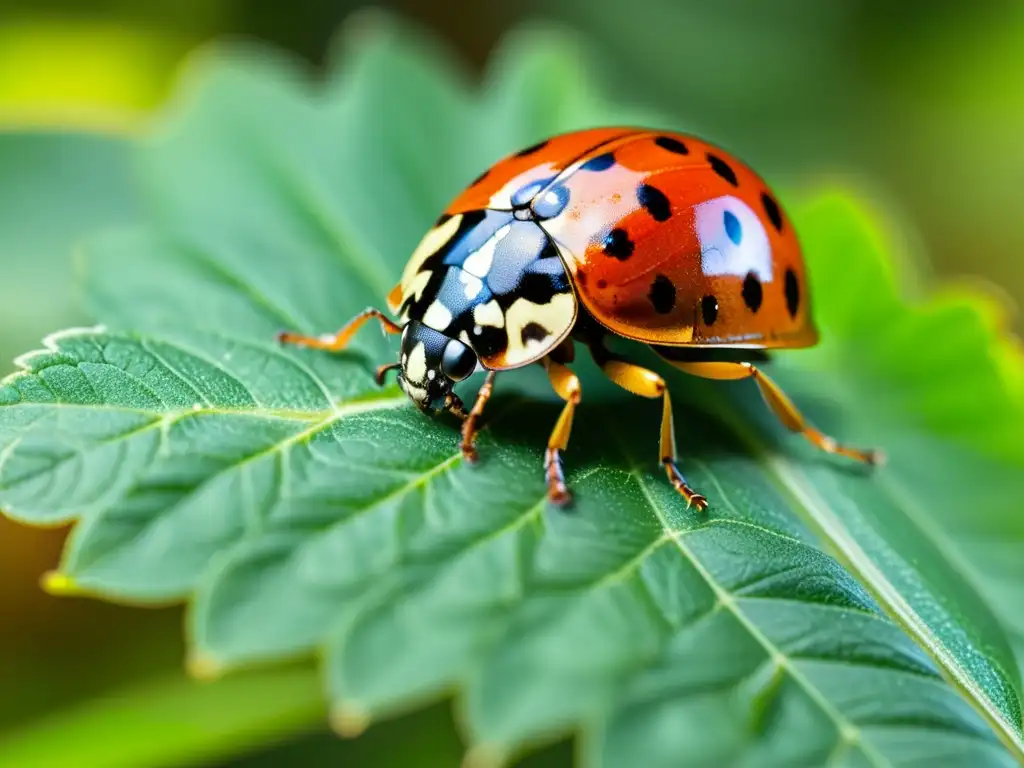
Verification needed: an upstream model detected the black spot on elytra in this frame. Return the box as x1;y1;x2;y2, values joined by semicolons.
701;295;718;325
706;153;738;186
582;152;615;171
742;272;763;313
761;192;783;232
638;184;671;222
596;278;607;290
603;229;634;260
513;270;569;308
655;136;689;155
516;140;549;157
784;268;800;318
470;324;506;358
520;322;550;345
649;275;676;314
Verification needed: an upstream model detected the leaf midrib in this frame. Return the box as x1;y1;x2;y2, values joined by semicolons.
0;394;407;517
618;450;892;767
702;391;1024;759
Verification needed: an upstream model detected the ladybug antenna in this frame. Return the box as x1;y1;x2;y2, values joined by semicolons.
374;362;401;387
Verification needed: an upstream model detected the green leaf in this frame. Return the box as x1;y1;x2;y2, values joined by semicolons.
3;16;1024;767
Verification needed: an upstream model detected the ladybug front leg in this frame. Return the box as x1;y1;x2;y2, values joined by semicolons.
277;308;401;352
460;370;497;463
542;358;582;507
669;361;883;465
592;354;709;511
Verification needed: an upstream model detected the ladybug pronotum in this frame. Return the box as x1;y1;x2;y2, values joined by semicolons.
279;128;881;508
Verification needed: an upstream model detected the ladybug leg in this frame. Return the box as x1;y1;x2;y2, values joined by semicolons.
669;361;883;465
277;308;401;352
460;370;497;464
542;358;582;507
593;355;708;511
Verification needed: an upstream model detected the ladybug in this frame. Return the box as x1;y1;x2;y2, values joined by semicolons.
279;128;881;508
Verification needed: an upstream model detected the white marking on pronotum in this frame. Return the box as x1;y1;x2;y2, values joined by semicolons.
423;301;453;330
463;223;511;278
402;214;462;291
473;300;504;328
459;271;483;300
405;270;432;304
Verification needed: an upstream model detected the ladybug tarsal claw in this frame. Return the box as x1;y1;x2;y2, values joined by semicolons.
543;447;573;508
548;487;573;508
687;494;709;512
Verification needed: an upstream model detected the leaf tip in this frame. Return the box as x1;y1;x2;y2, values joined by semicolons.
186;652;225;681
463;743;506;768
329;701;371;738
40;571;81;596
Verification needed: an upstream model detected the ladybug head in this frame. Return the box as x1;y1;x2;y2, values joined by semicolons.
395;321;476;416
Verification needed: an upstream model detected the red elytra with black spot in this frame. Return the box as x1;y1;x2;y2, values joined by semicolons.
443;126;817;350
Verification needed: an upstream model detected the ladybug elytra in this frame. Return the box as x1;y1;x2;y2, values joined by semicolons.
279;128;881;508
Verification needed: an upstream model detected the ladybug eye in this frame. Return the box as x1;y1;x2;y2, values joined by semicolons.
441;340;477;381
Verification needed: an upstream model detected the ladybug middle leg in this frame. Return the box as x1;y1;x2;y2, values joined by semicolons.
668;361;883;465
588;345;708;511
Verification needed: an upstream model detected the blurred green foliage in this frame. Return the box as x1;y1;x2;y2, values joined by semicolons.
550;0;1024;329
3;1;1021;322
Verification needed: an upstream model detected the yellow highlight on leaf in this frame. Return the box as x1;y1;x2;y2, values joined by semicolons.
40;570;80;596
0;18;185;130
330;702;370;738
463;743;505;768
186;652;225;681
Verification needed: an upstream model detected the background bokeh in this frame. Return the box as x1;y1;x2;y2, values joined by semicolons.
1;1;1021;766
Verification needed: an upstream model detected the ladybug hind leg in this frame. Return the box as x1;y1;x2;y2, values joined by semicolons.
589;345;708;511
666;361;883;466
277;307;402;351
